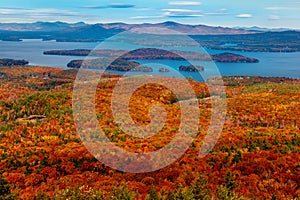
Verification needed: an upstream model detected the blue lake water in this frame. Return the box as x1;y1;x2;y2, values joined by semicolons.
220;43;238;47
0;39;300;82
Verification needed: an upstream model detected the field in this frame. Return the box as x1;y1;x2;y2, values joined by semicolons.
0;66;300;199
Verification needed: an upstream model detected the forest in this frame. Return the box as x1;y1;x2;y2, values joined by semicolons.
0;66;299;199
44;48;259;64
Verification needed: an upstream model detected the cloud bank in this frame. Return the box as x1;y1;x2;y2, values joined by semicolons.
235;14;253;18
168;1;202;6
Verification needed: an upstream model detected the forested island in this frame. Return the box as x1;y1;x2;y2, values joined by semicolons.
211;53;259;63
45;48;259;63
67;58;153;72
159;68;170;72
179;65;204;72
0;58;29;66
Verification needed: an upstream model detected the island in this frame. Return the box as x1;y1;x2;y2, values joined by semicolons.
44;48;259;63
67;58;153;72
211;53;259;63
44;49;92;56
159;68;170;72
0;58;29;66
179;65;204;72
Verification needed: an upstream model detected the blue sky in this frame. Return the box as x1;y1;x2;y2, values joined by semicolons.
1;0;300;28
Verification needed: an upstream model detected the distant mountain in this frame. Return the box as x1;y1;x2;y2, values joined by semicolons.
0;21;299;52
235;26;296;32
0;21;255;36
100;21;255;35
191;30;300;52
6;21;300;45
55;24;123;42
0;21;122;42
0;21;86;32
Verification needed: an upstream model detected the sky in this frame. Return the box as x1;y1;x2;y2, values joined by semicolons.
1;0;300;29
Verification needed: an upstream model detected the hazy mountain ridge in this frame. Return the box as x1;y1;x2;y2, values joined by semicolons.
1;21;300;52
0;21;86;32
235;26;295;32
99;21;255;35
0;21;255;35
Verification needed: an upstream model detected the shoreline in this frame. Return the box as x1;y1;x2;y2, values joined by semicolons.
1;65;299;84
2;38;300;53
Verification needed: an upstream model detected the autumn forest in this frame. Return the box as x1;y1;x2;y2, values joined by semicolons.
0;65;299;199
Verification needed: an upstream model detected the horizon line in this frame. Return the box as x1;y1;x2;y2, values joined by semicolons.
0;20;299;31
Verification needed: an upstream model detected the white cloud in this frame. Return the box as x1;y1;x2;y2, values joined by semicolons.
268;14;280;20
235;14;252;18
130;15;163;19
265;6;300;11
162;8;194;12
162;8;203;18
135;7;153;11
164;11;203;17
200;8;228;16
168;1;202;6
0;8;78;16
0;7;94;23
265;7;289;10
204;12;228;15
219;8;227;11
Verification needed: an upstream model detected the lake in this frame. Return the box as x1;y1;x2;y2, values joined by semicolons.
0;39;300;82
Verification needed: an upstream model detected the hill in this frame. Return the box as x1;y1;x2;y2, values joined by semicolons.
0;66;299;199
0;21;255;42
1;22;300;52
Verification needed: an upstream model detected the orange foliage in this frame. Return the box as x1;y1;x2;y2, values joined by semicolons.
0;66;299;199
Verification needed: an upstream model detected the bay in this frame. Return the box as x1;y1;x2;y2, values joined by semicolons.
0;39;300;82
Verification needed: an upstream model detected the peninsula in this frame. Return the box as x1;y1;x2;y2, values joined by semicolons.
45;48;259;63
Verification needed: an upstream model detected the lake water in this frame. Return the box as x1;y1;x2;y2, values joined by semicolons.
0;39;299;82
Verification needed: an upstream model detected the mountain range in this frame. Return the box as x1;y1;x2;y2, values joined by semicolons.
235;26;296;32
1;21;300;52
0;21;255;37
1;21;296;35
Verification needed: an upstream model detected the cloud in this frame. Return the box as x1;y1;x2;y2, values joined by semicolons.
203;12;228;16
166;14;203;18
265;6;300;11
162;8;203;18
219;8;227;11
0;7;93;23
0;7;31;10
131;8;205;20
265;7;289;10
108;4;135;8
162;8;228;17
235;14;253;18
80;6;107;9
162;8;195;12
201;8;228;16
0;8;78;16
135;7;153;11
80;4;135;9
30;8;78;16
268;14;280;20
130;15;164;19
168;1;202;6
164;11;203;18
